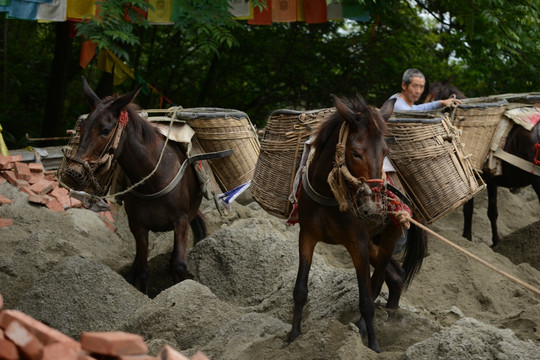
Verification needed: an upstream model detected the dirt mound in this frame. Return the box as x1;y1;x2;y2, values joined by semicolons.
0;182;539;359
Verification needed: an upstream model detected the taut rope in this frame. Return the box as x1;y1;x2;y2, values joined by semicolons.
406;215;540;297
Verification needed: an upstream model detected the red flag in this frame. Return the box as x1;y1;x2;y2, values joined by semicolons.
303;0;326;23
248;1;272;25
79;40;97;68
271;0;296;22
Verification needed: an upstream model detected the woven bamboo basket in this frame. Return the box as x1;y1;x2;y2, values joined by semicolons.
451;98;508;171
387;112;485;224
175;107;260;192
251;107;336;218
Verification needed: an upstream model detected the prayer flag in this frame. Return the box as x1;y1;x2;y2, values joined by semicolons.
229;0;252;20
326;0;342;20
66;0;95;21
248;0;271;25
37;0;66;22
303;0;326;23
296;0;303;21
271;0;296;22
97;50;135;86
79;40;96;68
147;0;173;24
7;0;39;20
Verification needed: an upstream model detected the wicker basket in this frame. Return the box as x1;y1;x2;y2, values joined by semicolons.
387;112;485;224
175;108;260;192
451;98;508;170
251;108;336;218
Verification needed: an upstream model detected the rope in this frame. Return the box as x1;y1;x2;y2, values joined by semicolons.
406;216;540;297
104;108;177;200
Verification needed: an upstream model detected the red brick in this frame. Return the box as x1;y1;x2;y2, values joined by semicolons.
14;179;29;190
0;155;22;170
28;179;55;195
45;198;65;212
0;194;13;205
0;293;3;309
190;351;210;360
14;162;31;181
42;340;82;360
103;221;116;233
27;193;50;205
43;171;57;182
0;309;76;346
4;320;43;360
28;172;44;185
0;218;13;228
50;186;68;199
80;332;148;356
19;186;35;197
2;171;17;185
0;338;19;360
28;162;44;173
157;345;189;360
117;355;157;360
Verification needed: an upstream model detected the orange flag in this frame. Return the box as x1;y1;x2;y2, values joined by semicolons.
248;0;272;25
303;0;326;23
271;0;296;22
79;40;97;68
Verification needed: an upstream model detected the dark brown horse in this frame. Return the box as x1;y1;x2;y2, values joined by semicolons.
288;95;427;353
62;78;207;294
429;82;540;246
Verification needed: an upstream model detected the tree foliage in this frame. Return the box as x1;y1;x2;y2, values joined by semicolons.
0;0;539;148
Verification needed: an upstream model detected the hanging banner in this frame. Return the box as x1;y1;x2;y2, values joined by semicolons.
271;0;296;23
327;0;342;20
303;0;326;24
229;0;252;20
147;0;173;24
37;0;66;22
248;0;271;25
66;0;95;21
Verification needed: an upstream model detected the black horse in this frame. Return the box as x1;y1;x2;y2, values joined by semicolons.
429;82;540;246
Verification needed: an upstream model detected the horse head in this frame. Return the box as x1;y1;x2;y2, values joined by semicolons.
59;78;140;195
326;95;395;222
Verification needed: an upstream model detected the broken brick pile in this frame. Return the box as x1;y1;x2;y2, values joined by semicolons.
0;154;115;232
0;293;210;360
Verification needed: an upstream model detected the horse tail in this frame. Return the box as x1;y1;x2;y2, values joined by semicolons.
400;217;428;288
190;210;207;245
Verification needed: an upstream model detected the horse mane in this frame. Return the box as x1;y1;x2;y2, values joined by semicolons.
430;81;467;100
312;95;386;157
102;95;159;145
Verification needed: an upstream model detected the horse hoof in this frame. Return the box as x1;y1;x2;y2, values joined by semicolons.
355;319;367;339
369;342;381;353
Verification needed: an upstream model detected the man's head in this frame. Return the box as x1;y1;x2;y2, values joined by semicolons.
400;68;425;105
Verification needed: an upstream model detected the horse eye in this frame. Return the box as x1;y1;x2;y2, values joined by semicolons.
100;127;112;137
352;150;363;160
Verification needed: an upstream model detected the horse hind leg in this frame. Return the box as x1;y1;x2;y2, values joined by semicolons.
288;229;317;344
462;198;474;241
384;258;404;309
486;183;500;247
189;210;208;246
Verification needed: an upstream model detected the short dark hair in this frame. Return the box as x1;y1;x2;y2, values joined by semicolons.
402;68;425;86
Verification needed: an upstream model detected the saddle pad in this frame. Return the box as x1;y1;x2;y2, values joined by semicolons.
153;122;195;143
504;106;540;131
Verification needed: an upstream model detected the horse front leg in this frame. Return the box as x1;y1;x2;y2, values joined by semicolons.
369;224;401;301
288;228;316;344
384;258;404;309
486;183;500;247
126;224;150;294
171;215;190;283
348;237;381;353
462;198;474;241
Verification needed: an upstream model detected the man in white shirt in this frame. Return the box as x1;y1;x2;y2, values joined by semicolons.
389;68;461;111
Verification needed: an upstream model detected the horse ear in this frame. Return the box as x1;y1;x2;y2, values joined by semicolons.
109;87;142;116
379;98;396;121
82;76;100;108
332;94;355;128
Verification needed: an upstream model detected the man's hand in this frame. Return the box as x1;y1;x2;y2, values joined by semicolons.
440;97;462;108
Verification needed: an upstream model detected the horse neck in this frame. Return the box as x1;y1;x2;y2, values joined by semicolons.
309;125;341;196
118;116;182;185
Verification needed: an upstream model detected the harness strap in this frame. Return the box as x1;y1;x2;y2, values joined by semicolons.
301;167;339;206
493;148;540;176
128;149;233;200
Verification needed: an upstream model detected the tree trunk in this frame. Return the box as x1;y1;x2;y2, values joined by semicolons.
42;22;72;138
